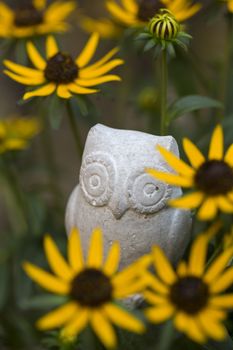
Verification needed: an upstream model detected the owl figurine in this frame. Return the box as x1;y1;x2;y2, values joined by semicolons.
66;124;191;268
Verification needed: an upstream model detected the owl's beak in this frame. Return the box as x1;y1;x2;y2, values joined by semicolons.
109;196;129;220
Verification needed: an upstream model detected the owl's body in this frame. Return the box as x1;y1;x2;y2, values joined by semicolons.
66;124;191;267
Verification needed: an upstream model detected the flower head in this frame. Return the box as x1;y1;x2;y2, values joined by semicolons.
0;0;75;39
146;125;233;220
148;9;180;40
144;230;233;343
23;228;147;348
0;116;41;153
4;33;124;100
80;0;201;39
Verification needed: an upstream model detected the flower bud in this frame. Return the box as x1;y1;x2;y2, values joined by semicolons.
148;9;180;40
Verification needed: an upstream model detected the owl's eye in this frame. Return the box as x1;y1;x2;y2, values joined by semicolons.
128;170;171;214
80;153;115;206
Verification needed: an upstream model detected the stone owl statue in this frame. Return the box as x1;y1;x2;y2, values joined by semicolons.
65;124;191;268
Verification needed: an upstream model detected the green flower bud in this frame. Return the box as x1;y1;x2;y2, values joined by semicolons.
148;9;180;40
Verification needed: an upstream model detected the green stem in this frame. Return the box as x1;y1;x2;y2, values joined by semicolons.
66;101;83;159
160;50;168;136
158;320;174;350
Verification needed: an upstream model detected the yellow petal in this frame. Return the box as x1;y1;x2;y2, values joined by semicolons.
90;310;117;349
114;278;147;298
157;145;195;177
185;318;206;344
0;2;14;21
76;33;99;68
4;70;44;85
68;83;98;95
103;303;145;333
174;312;190;333
46;35;59;58
106;0;138;25
79;16;121;39
44;235;73;281
57;85;72;99
188;234;209;276
87;228;103;268
198;313;227;341
144;290;167;305
225;143;233;166
176;261;188;277
145;304;175;323
197;198;218;221
33;0;46;10
23;83;56;100
146;169;193;188
68;228;84;273
208;125;224;160
169;191;204;209
62;308;89;338
37;302;78;330
4;60;43;78
210;267;233;293
210;294;233;308
143;272;169;295
104;241;120;276
204;247;233;283
23;262;69;295
152;246;177;285
82;47;119;72
121;0;138;14
217;196;233;213
183;138;205;168
27;42;46;70
80;59;124;79
76;75;121;87
44;1;75;22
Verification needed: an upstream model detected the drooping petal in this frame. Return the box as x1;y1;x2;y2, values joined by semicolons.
23;262;69;295
174;312;190;333
68;228;84;273
103;303;145;333
104;241;120;276
188;234;209;276
185;318;206;343
217;196;233;213
27;42;46;70
152;246;177;285
44;235;73;281
68;83;98;95
76;33;99;68
169;191;204;209
4;70;45;85
197;198;218;221
145;304;175;323
183;138;205;169
157;145;195;177
37;302;78;330
198;313;227;341
76;75;121;87
90;310;117;349
146;169;193;188
46;35;59;58
204;247;233;283
225;144;233;167
4;60;43;78
57;85;72;99
23;83;56;100
208;125;224;160
87;228;103;268
62;308;89;338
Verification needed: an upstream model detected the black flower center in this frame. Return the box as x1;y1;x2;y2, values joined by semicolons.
14;5;43;27
44;52;79;84
195;160;233;196
170;276;209;314
137;0;162;21
70;268;113;307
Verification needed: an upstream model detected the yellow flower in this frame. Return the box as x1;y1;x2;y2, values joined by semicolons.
0;116;41;153
80;0;201;38
144;231;233;344
0;0;75;39
3;33;124;101
146;125;233;221
23;228;148;348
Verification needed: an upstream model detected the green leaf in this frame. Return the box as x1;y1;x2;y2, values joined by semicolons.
144;39;156;52
168;95;223;122
20;294;67;310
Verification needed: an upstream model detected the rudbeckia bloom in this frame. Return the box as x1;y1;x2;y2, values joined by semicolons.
80;0;201;39
147;125;233;221
23;228;147;348
0;0;75;39
4;33;124;100
144;232;233;343
0;117;41;153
